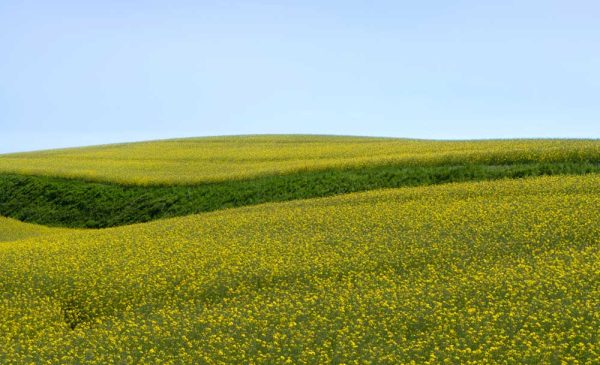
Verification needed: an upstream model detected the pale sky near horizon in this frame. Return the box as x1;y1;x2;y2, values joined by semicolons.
1;1;599;153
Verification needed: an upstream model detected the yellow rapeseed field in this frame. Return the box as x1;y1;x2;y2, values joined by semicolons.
0;175;598;363
0;135;599;184
0;216;71;242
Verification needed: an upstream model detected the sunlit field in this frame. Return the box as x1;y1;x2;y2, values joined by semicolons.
1;175;598;363
0;136;599;363
3;0;599;362
0;216;70;242
1;135;599;185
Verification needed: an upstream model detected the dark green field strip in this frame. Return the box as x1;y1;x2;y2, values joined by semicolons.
1;162;599;228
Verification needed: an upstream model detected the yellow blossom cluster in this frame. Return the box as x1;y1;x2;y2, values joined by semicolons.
0;174;598;363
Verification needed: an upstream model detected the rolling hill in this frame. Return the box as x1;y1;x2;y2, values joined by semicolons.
1;135;599;185
0;136;598;363
1;136;600;228
0;175;598;363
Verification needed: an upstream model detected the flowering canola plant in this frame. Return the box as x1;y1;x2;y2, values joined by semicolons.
0;175;598;363
0;135;599;185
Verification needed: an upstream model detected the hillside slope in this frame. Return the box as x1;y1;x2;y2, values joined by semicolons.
1;175;598;363
0;216;71;242
1;135;599;185
1;136;600;228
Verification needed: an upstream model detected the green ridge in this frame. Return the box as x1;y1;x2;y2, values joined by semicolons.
2;161;599;228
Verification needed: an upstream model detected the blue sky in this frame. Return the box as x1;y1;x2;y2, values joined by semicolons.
1;1;599;153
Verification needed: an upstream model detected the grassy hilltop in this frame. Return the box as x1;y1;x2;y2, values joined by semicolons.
0;135;599;363
1;135;600;184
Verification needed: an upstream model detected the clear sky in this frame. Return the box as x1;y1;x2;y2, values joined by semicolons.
1;1;599;153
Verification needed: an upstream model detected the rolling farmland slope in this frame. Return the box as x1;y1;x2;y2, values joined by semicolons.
1;136;599;185
0;136;599;363
0;175;598;363
1;136;600;228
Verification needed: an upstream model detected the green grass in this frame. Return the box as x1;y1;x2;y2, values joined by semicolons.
2;161;600;228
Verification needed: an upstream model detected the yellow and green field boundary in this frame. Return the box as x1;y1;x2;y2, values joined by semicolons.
2;136;599;185
1;136;599;363
1;136;600;228
1;174;598;363
0;161;599;228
